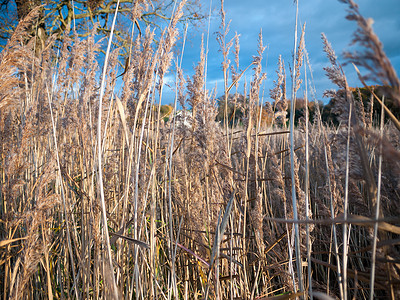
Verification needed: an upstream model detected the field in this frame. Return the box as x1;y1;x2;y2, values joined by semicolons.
1;0;400;299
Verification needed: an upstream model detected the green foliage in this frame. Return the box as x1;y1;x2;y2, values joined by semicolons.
159;104;173;122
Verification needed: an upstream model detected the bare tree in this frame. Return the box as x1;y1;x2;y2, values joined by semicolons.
0;0;205;55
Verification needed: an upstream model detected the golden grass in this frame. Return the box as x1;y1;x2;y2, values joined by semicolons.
0;1;400;299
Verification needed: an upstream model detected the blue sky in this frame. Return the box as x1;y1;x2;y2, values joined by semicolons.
162;0;400;104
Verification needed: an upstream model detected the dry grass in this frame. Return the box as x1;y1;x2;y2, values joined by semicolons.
1;1;400;299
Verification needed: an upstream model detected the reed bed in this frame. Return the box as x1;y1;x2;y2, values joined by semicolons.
0;0;399;299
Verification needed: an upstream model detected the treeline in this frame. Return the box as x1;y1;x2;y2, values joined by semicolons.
214;85;400;127
159;85;399;127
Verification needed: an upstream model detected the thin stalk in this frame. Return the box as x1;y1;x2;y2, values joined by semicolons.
322;137;344;299
97;1;120;298
289;0;304;293
304;57;312;299
133;90;152;299
343;101;352;300
46;83;79;300
70;0;76;32
168;67;180;298
203;0;213;103
370;96;384;299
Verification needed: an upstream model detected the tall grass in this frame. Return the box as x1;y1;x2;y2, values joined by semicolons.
1;1;400;299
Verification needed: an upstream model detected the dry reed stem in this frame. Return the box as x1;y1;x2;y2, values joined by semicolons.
1;0;399;299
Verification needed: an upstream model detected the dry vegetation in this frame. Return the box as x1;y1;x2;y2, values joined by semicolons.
1;0;400;299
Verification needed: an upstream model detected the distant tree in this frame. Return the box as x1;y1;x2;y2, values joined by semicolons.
216;87;400;129
216;94;275;128
256;103;274;128
319;99;339;126
320;86;400;128
351;85;400;126
159;104;173;122
216;93;246;127
285;98;325;126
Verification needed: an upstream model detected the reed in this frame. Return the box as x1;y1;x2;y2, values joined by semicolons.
0;0;399;299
